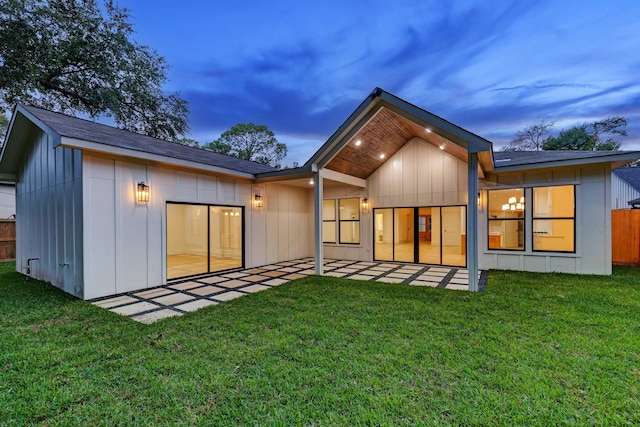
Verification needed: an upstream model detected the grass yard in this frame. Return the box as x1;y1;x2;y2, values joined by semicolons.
1;262;639;426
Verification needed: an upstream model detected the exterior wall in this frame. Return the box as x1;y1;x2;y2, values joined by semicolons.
0;183;15;218
611;173;640;209
82;152;312;299
323;138;468;261
15;130;84;297
479;164;612;275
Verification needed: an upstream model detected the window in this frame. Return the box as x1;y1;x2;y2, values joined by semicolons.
323;198;361;244
166;203;243;280
487;189;525;250
339;198;360;244
322;199;336;243
533;185;575;252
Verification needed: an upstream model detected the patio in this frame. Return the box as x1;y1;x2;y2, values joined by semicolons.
91;258;487;323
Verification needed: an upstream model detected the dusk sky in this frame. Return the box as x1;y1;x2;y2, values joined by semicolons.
126;0;640;165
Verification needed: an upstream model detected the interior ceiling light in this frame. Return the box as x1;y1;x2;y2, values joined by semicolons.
379;153;385;159
355;139;362;146
309;179;314;185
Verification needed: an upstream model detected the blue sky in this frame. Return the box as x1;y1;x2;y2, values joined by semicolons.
126;0;640;164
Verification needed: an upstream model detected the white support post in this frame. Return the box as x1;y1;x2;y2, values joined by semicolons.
467;152;479;292
314;169;324;275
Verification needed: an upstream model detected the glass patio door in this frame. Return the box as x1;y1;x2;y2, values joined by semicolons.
209;206;243;273
374;206;466;267
166;203;244;280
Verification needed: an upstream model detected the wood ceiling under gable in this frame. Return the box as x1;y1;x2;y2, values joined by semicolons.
324;106;470;179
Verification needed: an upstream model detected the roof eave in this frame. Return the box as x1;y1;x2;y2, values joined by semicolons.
255;165;314;183
494;152;640;173
0;105;62;178
304;88;494;175
304;88;382;169
376;90;493;154
60;137;257;180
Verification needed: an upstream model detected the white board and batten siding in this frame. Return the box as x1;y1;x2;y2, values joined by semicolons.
323;138;469;261
82;153;313;299
15;130;84;297
479;164;612;275
611;172;640;209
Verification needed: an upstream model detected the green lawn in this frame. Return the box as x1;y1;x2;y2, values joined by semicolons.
1;262;639;426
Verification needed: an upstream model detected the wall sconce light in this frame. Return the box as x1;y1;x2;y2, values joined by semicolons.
137;182;149;203
254;194;263;209
362;197;369;211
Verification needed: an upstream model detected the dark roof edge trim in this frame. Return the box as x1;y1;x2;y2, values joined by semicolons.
376;91;493;153
0;105;61;162
303;88;381;168
15;104;62;145
494;152;640;172
255;165;314;182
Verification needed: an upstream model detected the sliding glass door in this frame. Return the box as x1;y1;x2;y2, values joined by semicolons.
374;206;466;267
166;203;244;280
209;206;243;272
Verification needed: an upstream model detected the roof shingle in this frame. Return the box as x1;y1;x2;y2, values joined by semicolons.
612;167;640;192
21;105;276;175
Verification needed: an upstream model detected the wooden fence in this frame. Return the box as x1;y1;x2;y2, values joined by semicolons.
612;209;640;265
0;219;16;261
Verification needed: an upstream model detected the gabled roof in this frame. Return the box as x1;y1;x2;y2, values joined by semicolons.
0;104;276;180
612;167;640;192
303;88;494;180
493;150;640;172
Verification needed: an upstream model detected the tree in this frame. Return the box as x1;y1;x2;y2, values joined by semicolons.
542;116;626;151
175;137;199;148
502;118;555;151
203;123;287;167
0;113;8;145
0;0;189;141
542;127;594;150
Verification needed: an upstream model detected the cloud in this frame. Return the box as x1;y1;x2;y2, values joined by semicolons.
148;0;640;156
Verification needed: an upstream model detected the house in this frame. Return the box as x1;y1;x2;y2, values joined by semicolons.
0;181;15;218
611;167;640;209
1;88;638;300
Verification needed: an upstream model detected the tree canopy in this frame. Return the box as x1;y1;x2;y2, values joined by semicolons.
0;113;8;144
503;116;627;151
0;0;189;141
203;123;287;168
542;117;627;151
503;119;555;151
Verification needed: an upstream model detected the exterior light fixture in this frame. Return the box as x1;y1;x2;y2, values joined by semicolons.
379;153;385;159
362;197;369;211
425;128;432;133
137;182;149;203
254;194;263;208
309;179;314;185
355;139;362;146
439;144;445;150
